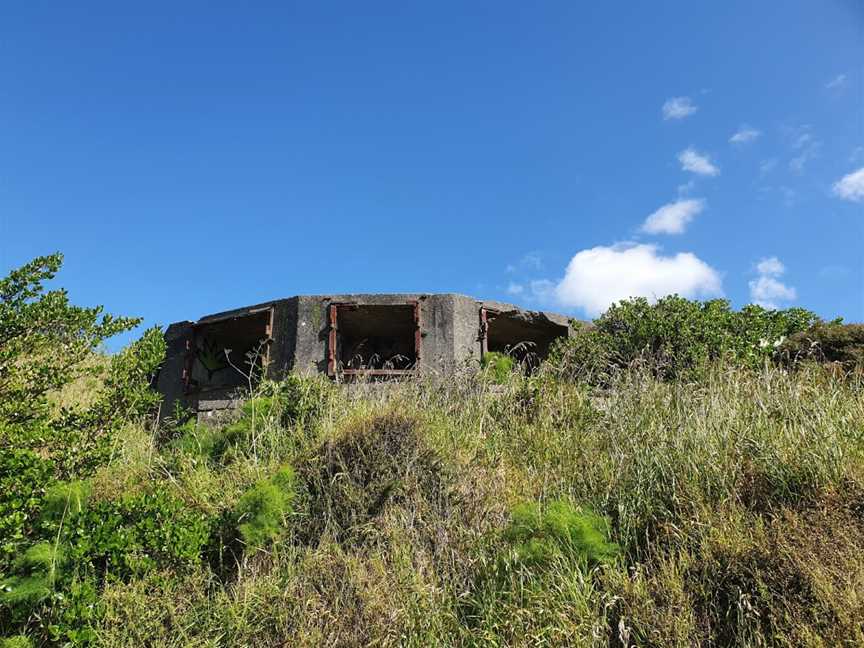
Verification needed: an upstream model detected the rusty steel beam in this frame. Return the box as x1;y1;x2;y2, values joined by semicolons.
327;303;338;376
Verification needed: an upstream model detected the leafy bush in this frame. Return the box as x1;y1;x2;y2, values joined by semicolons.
481;352;515;384
549;296;821;381
0;253;138;432
0;255;165;578
234;467;296;551
63;489;212;580
505;500;619;567
0;450;53;572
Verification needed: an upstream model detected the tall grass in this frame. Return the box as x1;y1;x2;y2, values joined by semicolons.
13;365;864;646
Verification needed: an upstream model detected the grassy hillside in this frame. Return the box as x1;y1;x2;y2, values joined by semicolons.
3;366;863;646
3;256;864;646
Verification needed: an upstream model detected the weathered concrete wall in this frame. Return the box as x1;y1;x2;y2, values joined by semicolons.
156;321;193;420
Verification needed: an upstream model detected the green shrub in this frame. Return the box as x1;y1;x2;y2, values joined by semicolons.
234;467;296;550
0;254;166;583
64;489;212;579
0;449;53;572
505;500;619;567
549;296;821;382
170;397;280;464
481;352;515;384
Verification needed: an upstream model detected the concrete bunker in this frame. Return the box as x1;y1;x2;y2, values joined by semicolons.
327;302;420;377
156;294;573;419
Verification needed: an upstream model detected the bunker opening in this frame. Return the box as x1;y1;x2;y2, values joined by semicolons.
328;303;419;376
481;309;568;371
185;309;272;394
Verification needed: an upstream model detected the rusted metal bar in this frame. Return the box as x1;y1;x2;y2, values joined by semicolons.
327;304;338;376
341;369;416;376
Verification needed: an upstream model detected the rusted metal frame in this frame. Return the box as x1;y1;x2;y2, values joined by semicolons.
341;369;416;376
182;307;275;394
327;303;339;377
327;300;422;378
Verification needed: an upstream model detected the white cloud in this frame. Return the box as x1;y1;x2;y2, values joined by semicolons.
554;243;723;316
730;126;761;144
506;251;543;273
749;256;796;309
662;96;698;120
785;125;821;173
749;277;796;309
678;148;719;176
826;74;848;90
505;282;524;295
641;198;706;235
832;167;864;202
756;257;785;276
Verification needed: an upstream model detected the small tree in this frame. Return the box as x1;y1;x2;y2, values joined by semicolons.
0;253;165;570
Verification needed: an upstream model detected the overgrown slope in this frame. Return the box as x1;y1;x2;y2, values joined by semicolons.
2;256;864;647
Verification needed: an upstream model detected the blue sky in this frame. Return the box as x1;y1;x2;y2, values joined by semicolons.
2;1;863;348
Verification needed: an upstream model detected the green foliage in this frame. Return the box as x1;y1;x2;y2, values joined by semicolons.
0;450;53;572
98;326;166;420
264;374;333;427
481;351;515;384
0;253;139;430
60;489;211;580
550;296;821;381
2;484;211;640
234;468;296;551
3;254;862;646
0;542;66;610
0;636;33;648
39;481;91;525
0;255;165;578
506;500;619;567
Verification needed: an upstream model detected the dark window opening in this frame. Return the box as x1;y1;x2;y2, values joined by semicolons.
482;309;567;371
328;303;419;376
185;310;272;393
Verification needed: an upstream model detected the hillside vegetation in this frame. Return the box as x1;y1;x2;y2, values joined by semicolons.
2;255;864;647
